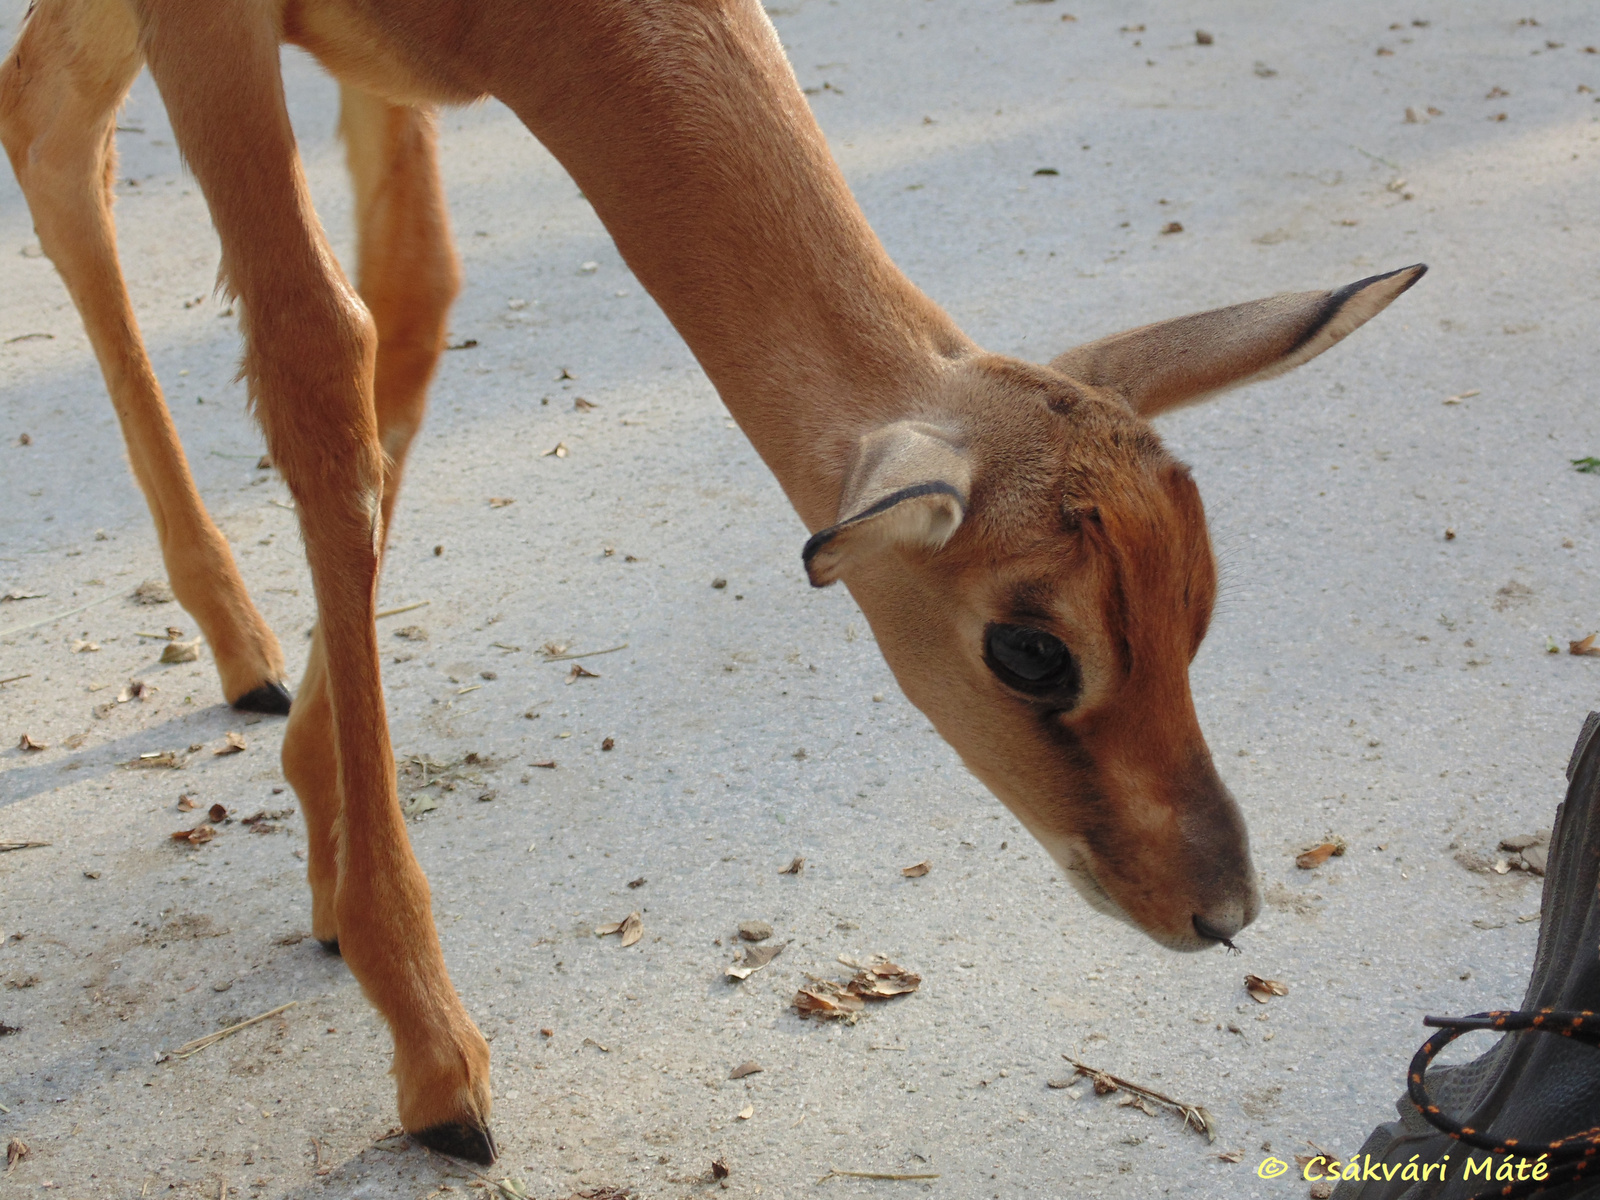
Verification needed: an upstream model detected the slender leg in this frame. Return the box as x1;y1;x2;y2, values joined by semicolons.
134;1;491;1159
284;86;460;958
0;0;291;713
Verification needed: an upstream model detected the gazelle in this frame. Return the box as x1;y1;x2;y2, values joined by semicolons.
0;0;1422;1162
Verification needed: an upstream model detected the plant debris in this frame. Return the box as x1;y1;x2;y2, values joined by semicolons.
488;497;516;508
1063;1057;1217;1140
166;1001;297;1060
6;1137;27;1172
17;733;45;752
215;731;247;756
729;1060;763;1079
794;956;921;1020
566;663;600;684
0;842;49;853
738;920;772;942
171;823;217;846
393;625;429;641
126;749;185;770
1499;831;1550;875
779;855;805;875
543;442;569;458
1244;974;1289;1003
1572;457;1600;475
159;638;201;664
1295;838;1346;869
132;579;174;605
726;941;786;980
901;860;931;878
595;911;643;947
1571;633;1600;656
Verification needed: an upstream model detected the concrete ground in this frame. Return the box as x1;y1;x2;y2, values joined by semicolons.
2;1;1597;1197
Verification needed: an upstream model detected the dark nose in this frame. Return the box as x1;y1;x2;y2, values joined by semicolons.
1193;911;1244;947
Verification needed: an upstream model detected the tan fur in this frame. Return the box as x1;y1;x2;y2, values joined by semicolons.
0;0;1421;1158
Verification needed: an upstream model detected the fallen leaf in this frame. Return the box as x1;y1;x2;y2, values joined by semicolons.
793;979;866;1021
1216;1149;1243;1163
848;957;922;999
1160;221;1184;234
1570;633;1599;656
1196;29;1213;44
132;579;174;605
601;736;616;751
595;910;643;947
1486;85;1509;99
1572;457;1600;474
215;731;247;756
729;1060;763;1079
543;442;569;458
117;679;150;703
17;733;45;752
726;940;786;980
573;397;598;411
62;731;87;749
711;1160;730;1181
901;860;931;878
171;824;216;845
393;625;429;641
738;920;773;942
1244;974;1289;1003
0;590;44;602
737;1104;754;1120
208;803;227;823
1294;839;1346;869
6;1137;28;1171
125;749;183;769
176;794;197;811
71;639;99;653
779;855;805;875
159;638;201;664
530;759;557;769
401;795;438;818
488;497;515;508
627;876;645;888
566;663;599;684
1442;389;1480;404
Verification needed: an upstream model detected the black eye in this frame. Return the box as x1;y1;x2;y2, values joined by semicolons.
984;624;1079;699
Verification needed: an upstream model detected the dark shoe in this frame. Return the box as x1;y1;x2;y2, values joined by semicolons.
1334;712;1600;1200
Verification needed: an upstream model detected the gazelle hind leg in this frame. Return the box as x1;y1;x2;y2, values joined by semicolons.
137;4;492;1160
0;0;291;713
282;87;461;961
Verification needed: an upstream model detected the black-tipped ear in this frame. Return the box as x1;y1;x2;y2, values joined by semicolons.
1049;263;1426;417
802;422;970;587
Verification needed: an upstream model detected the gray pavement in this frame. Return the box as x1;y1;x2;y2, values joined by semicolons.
1;1;1597;1197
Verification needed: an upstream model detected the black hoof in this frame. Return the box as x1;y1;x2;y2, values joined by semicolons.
232;680;293;715
413;1121;497;1165
318;938;341;957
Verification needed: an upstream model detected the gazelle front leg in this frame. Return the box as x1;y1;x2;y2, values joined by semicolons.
0;0;290;712
283;85;461;955
137;3;492;1159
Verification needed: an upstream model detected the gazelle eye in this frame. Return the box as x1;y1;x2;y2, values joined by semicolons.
984;624;1079;700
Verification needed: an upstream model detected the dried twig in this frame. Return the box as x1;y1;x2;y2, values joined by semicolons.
0;842;49;853
168;1001;296;1059
0;594;117;640
0;674;31;687
818;1168;940;1183
1063;1056;1217;1141
543;643;629;662
375;600;430;620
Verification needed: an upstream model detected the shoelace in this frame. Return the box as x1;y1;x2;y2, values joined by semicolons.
1408;1008;1600;1199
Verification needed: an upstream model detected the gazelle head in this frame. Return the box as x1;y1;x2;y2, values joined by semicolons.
805;266;1424;950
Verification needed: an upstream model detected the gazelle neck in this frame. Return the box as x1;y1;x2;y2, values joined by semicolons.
492;0;973;528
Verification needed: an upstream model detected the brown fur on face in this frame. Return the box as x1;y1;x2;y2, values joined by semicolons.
842;358;1254;949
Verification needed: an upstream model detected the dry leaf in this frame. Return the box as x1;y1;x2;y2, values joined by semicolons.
595;910;643;947
1216;1149;1243;1163
1570;633;1599;657
793;979;866;1021
848;957;921;999
530;759;557;769
117;679;150;703
401;795;438;818
171;824;216;845
177;794;197;811
543;442;569;458
488;497;515;508
729;1060;763;1079
17;733;45;752
62;731;88;750
72;639;99;653
1;590;44;602
132;579;174;605
566;663;599;684
1160;221;1184;234
711;1160;730;1181
1120;1094;1159;1116
1244;974;1289;1003
393;625;428;642
125;749;183;769
778;855;805;875
737;1105;754;1120
1294;838;1346;869
6;1137;28;1172
208;803;227;823
901;860;931;878
573;397;597;411
159;638;201;664
601;736;615;751
726;941;786;980
215;731;247;756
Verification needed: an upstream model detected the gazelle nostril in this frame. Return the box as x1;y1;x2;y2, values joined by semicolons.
1193;913;1241;947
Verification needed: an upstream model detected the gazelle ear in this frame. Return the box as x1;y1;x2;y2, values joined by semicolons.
1049;264;1426;417
803;421;970;587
